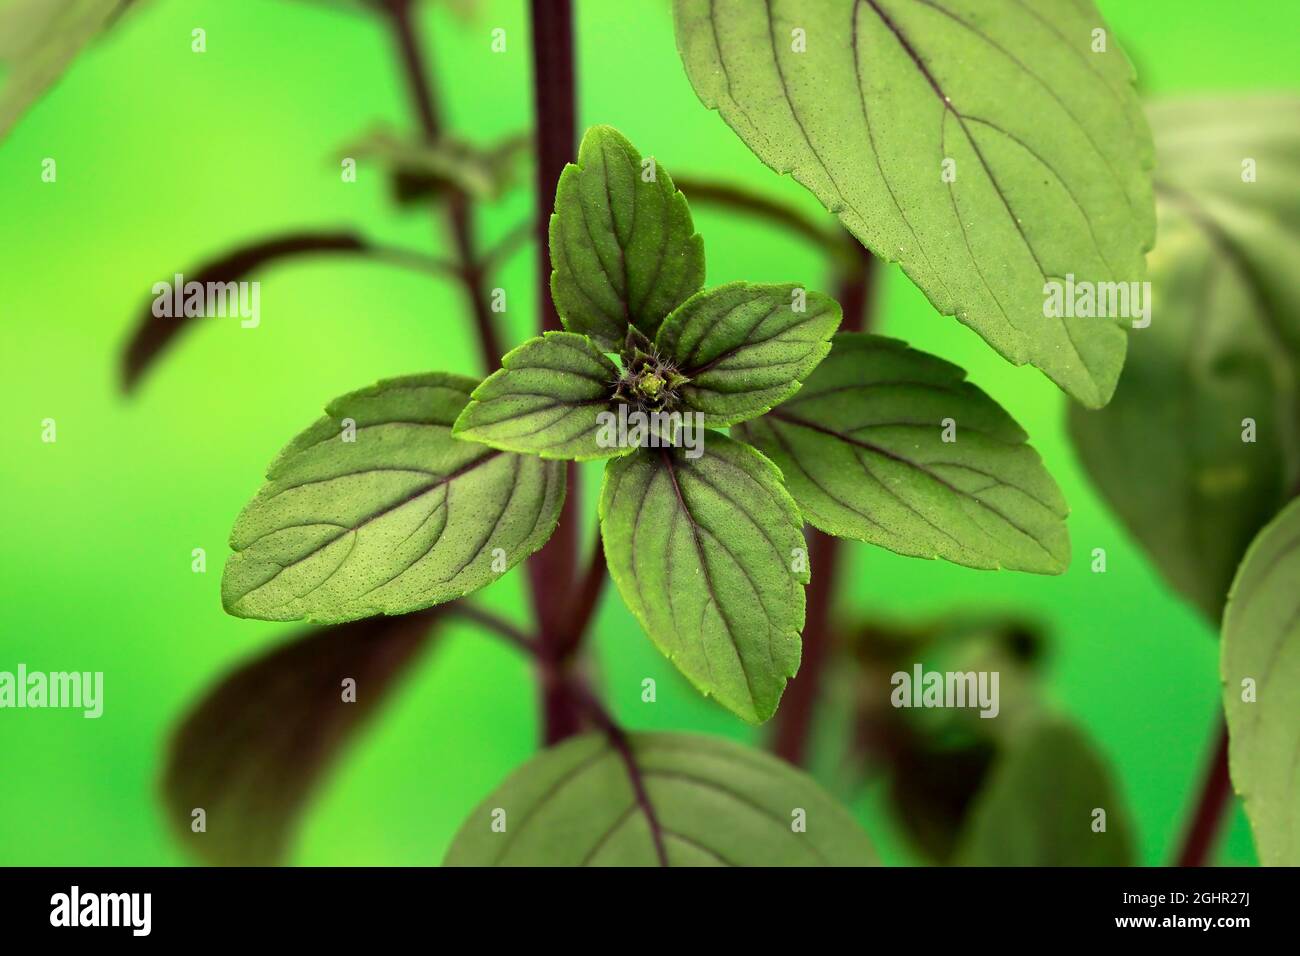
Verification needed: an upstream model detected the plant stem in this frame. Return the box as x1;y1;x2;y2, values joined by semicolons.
527;0;582;745
770;243;877;765
1175;719;1232;866
384;0;502;372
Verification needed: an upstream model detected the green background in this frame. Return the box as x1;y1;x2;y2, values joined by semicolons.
1;0;1294;866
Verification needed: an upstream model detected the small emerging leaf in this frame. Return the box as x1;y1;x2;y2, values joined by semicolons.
656;282;842;426
453;332;625;461
550;125;705;348
736;334;1069;574
444;732;877;866
1221;498;1300;866
599;434;806;724
222;373;566;623
339;126;529;201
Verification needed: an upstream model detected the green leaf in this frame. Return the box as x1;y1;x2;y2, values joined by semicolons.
1070;95;1300;620
222;373;566;623
600;435;806;724
163;611;438;866
655;281;842;426
735;333;1069;574
674;0;1156;407
444;732;877;866
0;0;138;142
1221;498;1300;866
550;124;705;349
452;332;624;461
339;126;529;201
956;719;1135;865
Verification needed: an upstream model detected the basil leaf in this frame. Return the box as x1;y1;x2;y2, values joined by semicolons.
736;333;1069;574
453;332;625;461
550;124;705;348
675;0;1157;407
222;373;565;623
656;281;842;426
0;0;138;142
600;435;806;724
956;719;1135;866
1070;95;1300;620
164;611;438;865
1221;497;1300;866
444;732;877;866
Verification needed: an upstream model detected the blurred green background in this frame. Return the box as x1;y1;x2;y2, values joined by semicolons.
1;0;1295;866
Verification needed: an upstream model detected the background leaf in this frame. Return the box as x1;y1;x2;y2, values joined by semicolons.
338;126;530;202
549;124;705;348
222;373;565;623
955;718;1135;865
656;281;841;425
453;332;623;460
0;0;138;142
163;610;438;866
1221;497;1300;866
736;333;1069;573
120;231;376;393
674;0;1156;407
444;731;877;866
1070;95;1300;620
600;435;806;724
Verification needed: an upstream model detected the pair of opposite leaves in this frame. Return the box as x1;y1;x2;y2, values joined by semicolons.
221;125;1070;725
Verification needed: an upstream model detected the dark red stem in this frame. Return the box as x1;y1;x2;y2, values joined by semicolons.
385;0;502;372
770;241;876;764
1175;720;1232;866
527;0;582;745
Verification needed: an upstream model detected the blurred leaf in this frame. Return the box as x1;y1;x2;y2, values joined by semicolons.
444;731;877;866
0;0;139;142
120;231;373;393
1070;95;1300;620
890;735;996;864
222;373;566;623
955;719;1135;865
340;126;530;202
163;610;438;866
656;282;842;426
453;332;625;461
674;0;1155;407
551;125;705;349
1221;497;1300;866
737;333;1069;574
600;435;806;724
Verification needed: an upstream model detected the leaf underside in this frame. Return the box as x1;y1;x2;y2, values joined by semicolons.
1221;498;1300;866
736;333;1069;573
453;332;625;461
675;0;1157;407
600;434;806;724
549;124;706;349
444;732;877;866
656;281;842;426
163;611;438;866
222;373;566;624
